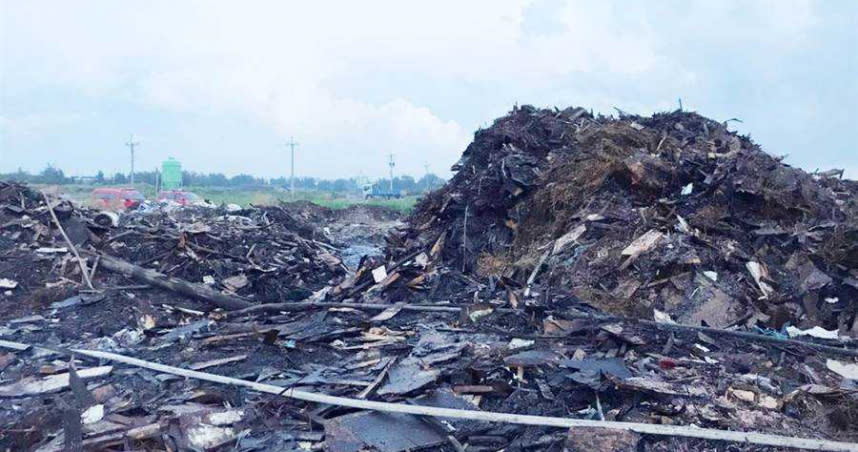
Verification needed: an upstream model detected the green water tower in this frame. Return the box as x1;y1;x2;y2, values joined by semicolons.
161;158;182;190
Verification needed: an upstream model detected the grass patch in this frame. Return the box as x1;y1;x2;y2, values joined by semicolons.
313;197;416;212
188;187;417;212
39;183;418;213
186;187;280;206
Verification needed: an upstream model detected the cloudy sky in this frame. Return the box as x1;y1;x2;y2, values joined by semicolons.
1;0;856;179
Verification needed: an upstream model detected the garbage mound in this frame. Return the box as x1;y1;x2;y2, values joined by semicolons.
387;106;858;331
102;204;347;302
0;181;43;212
0;184;348;313
3;167;858;450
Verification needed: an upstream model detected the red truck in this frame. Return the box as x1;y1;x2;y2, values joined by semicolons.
91;188;145;210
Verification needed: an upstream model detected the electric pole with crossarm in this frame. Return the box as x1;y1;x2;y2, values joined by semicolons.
286;137;299;196
125;134;140;185
388;154;395;193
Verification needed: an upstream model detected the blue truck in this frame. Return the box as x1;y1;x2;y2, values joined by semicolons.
362;183;402;200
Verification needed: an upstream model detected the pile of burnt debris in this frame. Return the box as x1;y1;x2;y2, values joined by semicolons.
2;107;858;452
383;106;858;333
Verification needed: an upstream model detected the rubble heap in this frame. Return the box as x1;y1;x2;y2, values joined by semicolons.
386;106;858;333
0;181;347;305
105;205;347;302
3;105;858;451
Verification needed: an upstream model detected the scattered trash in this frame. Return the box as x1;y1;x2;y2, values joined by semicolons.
746;261;774;299
93;211;119;228
653;309;676;324
619;230;664;269
0;278;17;289
222;274;248;291
508;338;535;350
369;302;405;323
786;326;840;340
185;424;243;450
80;404;104;424
50;295;82;309
567;427;641;451
0;366;113;397
827;359;858;381
553;224;587;255
324;411;446;452
3;104;858;450
371;265;388;283
561;358;632;387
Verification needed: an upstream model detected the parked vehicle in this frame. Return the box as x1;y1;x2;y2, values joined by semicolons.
91;188;145;211
157;190;201;206
362;183;402;200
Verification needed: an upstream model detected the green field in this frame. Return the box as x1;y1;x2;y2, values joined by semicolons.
187;186;417;211
40;184;418;213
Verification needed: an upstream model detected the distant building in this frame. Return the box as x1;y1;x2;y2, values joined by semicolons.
73;176;97;184
162;158;182;190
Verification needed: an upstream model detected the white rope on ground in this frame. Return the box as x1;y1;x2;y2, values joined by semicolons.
1;340;856;452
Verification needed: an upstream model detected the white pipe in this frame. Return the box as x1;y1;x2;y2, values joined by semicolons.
0;340;852;451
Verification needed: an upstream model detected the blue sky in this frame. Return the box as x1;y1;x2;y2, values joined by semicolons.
1;0;856;179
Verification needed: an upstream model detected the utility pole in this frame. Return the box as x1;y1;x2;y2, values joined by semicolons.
423;161;431;191
125;134;139;185
388;154;395;193
286;137;299;196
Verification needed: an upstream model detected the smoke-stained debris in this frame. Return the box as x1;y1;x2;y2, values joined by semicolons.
2;104;858;451
376;106;858;334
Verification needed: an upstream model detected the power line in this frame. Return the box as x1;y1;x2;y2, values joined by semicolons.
125;134;140;185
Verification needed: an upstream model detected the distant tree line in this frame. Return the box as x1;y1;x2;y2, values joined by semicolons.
366;174;445;194
1;165;445;194
1;165;76;184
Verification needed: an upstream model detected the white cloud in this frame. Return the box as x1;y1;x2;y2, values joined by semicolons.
0;113;86;136
2;0;851;178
